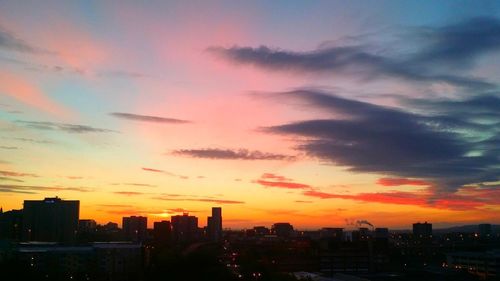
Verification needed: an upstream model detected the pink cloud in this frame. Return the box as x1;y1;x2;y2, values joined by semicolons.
0;71;70;116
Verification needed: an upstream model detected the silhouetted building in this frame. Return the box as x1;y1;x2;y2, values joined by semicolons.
207;207;222;242
153;220;171;245
171;213;198;243
272;223;294;238
253;226;270;236
122;216;147;242
0;209;23;240
320;228;344;241
374;228;388;240
413;222;432;238
22;197;79;243
478;223;492;237
447;250;500;279
352;228;371;242
16;242;143;281
78;219;97;233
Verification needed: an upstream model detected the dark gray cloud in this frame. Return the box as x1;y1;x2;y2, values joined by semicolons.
412;17;500;68
16;120;115;133
110;112;190;124
172;148;295;161
0;26;52;54
208;17;500;90
262;89;500;192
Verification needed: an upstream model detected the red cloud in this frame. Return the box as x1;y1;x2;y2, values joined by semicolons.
377;177;430;186
254;173;311;189
303;187;500;211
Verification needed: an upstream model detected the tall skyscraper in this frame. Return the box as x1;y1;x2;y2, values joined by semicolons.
122;216;148;242
207;207;222;242
22;197;79;243
413;222;432;238
171;213;198;243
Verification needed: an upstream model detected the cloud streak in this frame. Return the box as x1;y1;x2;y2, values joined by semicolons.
16;120;115;133
254;173;311;189
153;194;244;204
0;26;52;55
0;184;93;194
110;112;190;124
303;186;500;211
172;148;295;161
262;89;500;193
209;17;500;90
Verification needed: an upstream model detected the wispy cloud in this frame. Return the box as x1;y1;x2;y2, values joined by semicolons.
141;167;188;180
0;184;93;194
0;177;24;183
110;112;190;124
153;194;244;204
172;148;295;161
16;120;115;133
113;191;145;196
0;26;53;55
303;186;500;211
209;17;500;90
0;170;38;177
254;173;311;189
0;146;18;150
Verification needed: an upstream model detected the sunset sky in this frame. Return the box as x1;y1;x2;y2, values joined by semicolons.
1;0;500;229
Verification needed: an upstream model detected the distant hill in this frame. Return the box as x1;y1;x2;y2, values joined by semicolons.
433;224;500;234
391;224;500;234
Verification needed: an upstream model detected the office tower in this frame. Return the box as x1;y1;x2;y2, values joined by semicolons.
153;220;171;245
413;222;432;238
22;197;79;243
207;207;222;242
171;213;198;243
272;222;294;238
122;216;148;242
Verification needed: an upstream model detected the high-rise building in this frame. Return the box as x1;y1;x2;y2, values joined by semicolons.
122;216;147;242
153;220;171;245
207;207;222;242
22;197;79;243
171;213;198;243
272;222;294;238
413;222;432;238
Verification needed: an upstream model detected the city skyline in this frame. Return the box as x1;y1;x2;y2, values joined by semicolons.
1;1;500;229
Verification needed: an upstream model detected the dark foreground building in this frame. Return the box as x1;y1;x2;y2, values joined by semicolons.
22;197;79;243
14;242;142;281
